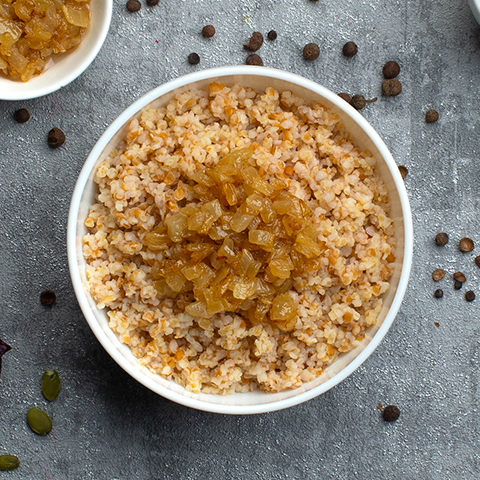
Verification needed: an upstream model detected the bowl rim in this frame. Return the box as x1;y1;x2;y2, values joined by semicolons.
0;0;113;101
468;0;480;24
67;65;413;415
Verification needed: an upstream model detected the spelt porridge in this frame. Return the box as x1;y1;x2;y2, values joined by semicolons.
83;82;395;395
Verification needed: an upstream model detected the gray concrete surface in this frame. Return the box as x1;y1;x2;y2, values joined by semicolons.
1;0;480;478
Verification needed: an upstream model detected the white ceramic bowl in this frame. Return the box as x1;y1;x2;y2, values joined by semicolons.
0;0;112;101
67;66;413;414
468;0;480;23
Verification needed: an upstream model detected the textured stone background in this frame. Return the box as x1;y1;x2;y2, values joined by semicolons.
1;0;480;478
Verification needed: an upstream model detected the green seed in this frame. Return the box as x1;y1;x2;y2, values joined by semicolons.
42;369;61;401
0;455;20;471
27;408;52;435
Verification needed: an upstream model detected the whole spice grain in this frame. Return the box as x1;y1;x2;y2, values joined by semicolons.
303;42;320;61
453;271;466;283
146;0;159;5
244;32;263;52
126;0;141;12
466;291;475;302
475;255;480;268
459;237;474;252
0;455;20;472
47;128;65;148
202;25;215;38
398;165;408;179
267;30;277;41
27;408;52;436
40;290;56;306
342;41;358;57
434;289;443;298
454;280;463;290
383;405;400;422
14;108;30;123
350;94;377;110
382;79;402;97
425;109;439;123
435;232;449;246
338;93;351;103
382;61;400;79
432;268;446;281
245;54;263;66
188;53;200;65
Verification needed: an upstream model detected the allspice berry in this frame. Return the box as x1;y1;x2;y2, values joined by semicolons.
382;79;402;97
126;0;141;12
245;54;263;66
338;93;351;103
383;405;400;422
382;61;400;79
303;43;320;61
459;237;474;252
14;108;30;123
342;41;358;57
47;128;65;148
202;25;215;38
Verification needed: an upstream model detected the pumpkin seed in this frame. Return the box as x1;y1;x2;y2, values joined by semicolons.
0;454;20;471
27;408;52;435
42;369;61;401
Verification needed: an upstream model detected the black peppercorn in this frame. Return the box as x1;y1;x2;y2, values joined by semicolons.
188;53;200;65
383;405;400;422
342;41;358;57
434;289;443;298
146;0;159;6
382;61;400;79
244;32;263;52
303;43;319;61
47;128;65;148
425;109;439;123
475;255;480;268
14;108;30;123
454;280;463;290
245;54;263;66
202;25;215;38
126;0;141;12
382;79;402;97
267;30;277;41
40;290;56;306
466;291;475;302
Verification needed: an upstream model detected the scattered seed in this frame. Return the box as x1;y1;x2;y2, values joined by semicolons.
342;41;358;57
267;30;277;41
188;53;200;65
459;237;474;252
432;268;446;281
434;289;443;298
0;339;12;377
454;280;463;290
202;25;215;38
382;79;402;97
14;108;30;123
382;61;400;79
0;455;20;471
245;54;263;66
435;232;449;246
377;402;383;410
338;93;351;103
475;255;480;268
40;290;56;306
42;370;61;401
244;32;263;52
146;0;158;5
47;127;65;148
466;291;475;302
126;0;140;12
27;408;52;435
425;109;439;123
383;405;400;422
303;42;320;61
434;322;440;328
453;271;466;283
398;165;408;179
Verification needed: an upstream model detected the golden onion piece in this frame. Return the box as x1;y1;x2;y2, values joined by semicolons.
145;148;325;332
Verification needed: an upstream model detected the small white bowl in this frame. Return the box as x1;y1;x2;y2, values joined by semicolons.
68;66;413;415
0;0;112;101
468;0;480;23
